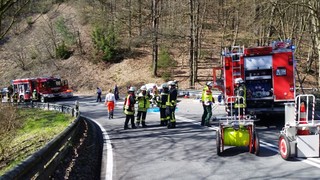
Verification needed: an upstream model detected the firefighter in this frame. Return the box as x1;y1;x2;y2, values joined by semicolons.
136;85;151;127
234;78;246;116
105;89;116;119
167;81;177;128
32;89;38;101
158;83;170;126
123;87;137;130
201;82;214;127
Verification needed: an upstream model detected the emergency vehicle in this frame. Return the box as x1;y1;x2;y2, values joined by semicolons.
213;40;295;115
12;77;69;102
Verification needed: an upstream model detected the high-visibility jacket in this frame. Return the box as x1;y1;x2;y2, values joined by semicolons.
201;85;208;102
203;87;213;106
124;94;135;115
136;93;151;112
167;88;177;107
158;92;169;108
235;85;246;108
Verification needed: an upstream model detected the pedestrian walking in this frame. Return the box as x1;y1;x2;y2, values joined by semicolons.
123;87;137;130
96;87;102;102
105;89;116;119
136;85;151;127
201;82;214;127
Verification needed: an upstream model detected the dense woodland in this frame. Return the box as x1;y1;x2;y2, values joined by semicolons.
0;0;319;89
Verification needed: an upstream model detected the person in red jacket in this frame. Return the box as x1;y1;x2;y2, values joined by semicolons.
123;87;137;130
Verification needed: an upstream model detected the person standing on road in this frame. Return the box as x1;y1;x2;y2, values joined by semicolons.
105;89;116;119
234;78;246;117
201;82;214;127
167;81;177;128
96;87;102;102
123;87;137;130
136;85;151;127
114;84;119;100
158;83;169;126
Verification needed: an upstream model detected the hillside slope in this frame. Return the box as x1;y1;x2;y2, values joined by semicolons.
0;3;166;94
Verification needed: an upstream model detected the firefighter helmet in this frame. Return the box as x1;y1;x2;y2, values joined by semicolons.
235;78;244;84
206;81;213;87
140;85;147;91
168;81;175;86
162;83;168;89
128;87;135;92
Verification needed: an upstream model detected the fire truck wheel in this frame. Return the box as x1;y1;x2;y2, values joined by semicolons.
216;129;222;156
19;95;24;102
279;134;290;160
40;96;46;103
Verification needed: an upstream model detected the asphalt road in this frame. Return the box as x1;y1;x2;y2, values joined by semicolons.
59;95;320;180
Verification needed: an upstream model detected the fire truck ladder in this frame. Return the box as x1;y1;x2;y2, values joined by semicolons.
230;46;243;81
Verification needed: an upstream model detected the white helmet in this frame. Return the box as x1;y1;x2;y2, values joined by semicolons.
235;78;244;84
128;87;135;92
168;81;175;86
206;81;213;87
140;85;147;91
162;83;168;89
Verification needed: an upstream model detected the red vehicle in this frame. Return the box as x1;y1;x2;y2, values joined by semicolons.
213;40;296;116
12;77;69;102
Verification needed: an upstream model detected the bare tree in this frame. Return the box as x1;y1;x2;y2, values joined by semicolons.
152;0;159;76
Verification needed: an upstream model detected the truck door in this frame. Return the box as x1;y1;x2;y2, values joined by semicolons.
213;67;224;92
272;52;295;101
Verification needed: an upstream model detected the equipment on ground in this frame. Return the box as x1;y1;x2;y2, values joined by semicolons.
213;40;295;116
216;96;260;156
278;94;320;160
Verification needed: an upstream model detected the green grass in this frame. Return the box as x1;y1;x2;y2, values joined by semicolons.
0;108;74;175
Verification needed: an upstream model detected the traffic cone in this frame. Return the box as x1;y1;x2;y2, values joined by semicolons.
297;102;309;135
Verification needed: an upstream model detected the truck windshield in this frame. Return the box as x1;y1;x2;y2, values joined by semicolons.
46;79;61;88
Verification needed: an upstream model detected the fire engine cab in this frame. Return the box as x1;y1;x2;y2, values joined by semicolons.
12;77;69;102
213;40;295;115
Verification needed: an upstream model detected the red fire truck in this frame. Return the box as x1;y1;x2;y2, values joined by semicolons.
12;77;70;102
213;40;296;116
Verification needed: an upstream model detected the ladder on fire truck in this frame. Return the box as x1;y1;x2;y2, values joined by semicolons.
230;46;244;85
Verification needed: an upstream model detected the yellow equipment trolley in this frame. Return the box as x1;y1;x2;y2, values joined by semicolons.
216;96;260;156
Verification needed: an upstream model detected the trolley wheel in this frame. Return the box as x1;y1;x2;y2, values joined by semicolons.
279;134;291;160
253;132;260;156
216;129;222;156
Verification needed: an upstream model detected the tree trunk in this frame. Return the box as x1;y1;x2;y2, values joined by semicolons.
138;0;142;36
152;0;159;77
189;0;194;88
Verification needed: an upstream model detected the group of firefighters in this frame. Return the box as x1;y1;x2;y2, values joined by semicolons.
103;77;246;130
122;81;178;130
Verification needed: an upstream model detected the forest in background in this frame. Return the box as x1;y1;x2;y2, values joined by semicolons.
0;0;319;90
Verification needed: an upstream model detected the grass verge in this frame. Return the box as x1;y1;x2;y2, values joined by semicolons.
0;108;74;175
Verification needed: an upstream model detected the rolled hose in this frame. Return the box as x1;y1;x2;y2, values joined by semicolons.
223;127;250;146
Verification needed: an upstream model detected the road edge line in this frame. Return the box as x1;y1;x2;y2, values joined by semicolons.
82;115;113;180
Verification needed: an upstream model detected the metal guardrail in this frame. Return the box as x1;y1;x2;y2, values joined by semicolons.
0;102;80;180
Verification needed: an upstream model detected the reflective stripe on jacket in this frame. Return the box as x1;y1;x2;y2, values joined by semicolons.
235;85;246;108
124;94;135;115
137;93;150;111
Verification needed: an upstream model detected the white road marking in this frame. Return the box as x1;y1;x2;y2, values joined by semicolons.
82;116;113;180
